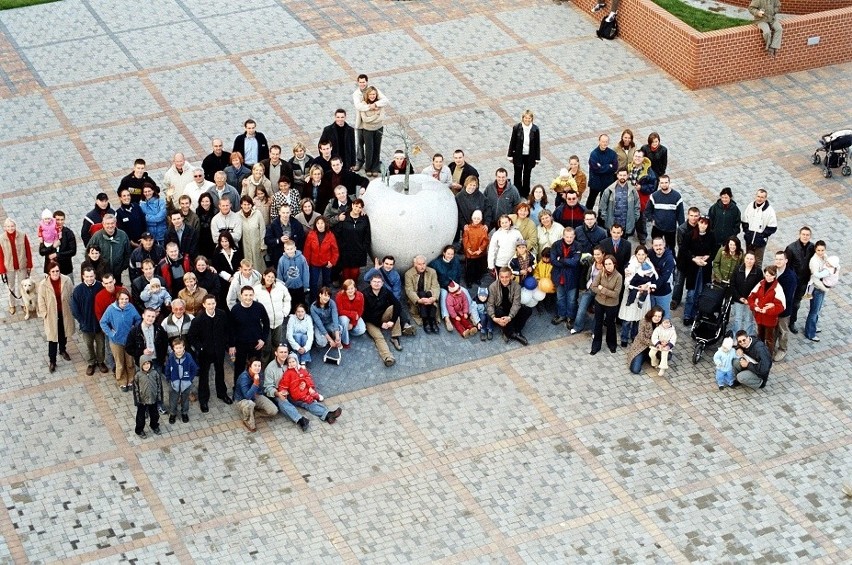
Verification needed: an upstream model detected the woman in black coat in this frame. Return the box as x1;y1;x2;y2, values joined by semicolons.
682;217;716;324
195;193;217;260
333;198;371;284
507;110;541;199
211;232;243;307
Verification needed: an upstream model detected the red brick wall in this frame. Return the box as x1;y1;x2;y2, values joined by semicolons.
572;0;852;89
719;0;852;16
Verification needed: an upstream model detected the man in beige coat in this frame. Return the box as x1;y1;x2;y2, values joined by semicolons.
749;0;782;56
37;262;76;372
404;255;440;333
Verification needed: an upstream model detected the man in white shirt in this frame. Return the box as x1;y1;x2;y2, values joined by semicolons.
163;153;196;210
183;169;214;210
210;198;243;245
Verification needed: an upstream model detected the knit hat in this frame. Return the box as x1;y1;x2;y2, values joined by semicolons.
477;286;488;298
559;168;570;178
41;208;52;220
448;280;460;293
721;337;733;352
826;255;840;269
719;187;733;198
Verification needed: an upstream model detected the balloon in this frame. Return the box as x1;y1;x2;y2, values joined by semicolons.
523;276;538;290
520;288;539;307
533;289;546;302
538;278;555;294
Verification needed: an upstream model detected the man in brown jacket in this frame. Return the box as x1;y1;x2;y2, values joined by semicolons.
404;255;441;333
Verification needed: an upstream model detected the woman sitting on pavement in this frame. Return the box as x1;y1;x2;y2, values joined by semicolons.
626;306;665;374
335;279;366;348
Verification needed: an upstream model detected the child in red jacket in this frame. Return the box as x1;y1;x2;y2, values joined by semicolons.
445;281;478;338
278;354;342;423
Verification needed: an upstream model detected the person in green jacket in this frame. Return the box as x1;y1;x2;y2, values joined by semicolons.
712;237;744;284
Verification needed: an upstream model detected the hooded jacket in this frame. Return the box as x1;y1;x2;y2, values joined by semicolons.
741;200;777;248
276;251;310;290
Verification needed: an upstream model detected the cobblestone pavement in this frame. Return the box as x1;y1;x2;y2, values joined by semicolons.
1;0;851;562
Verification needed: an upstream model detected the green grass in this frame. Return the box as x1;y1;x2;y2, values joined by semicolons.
651;0;752;32
0;0;59;10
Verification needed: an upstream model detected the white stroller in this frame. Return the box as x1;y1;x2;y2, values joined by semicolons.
812;129;852;178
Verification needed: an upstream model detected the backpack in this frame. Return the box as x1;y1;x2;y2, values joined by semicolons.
596;15;618;40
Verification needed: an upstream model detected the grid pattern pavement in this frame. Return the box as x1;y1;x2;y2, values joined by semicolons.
0;0;850;562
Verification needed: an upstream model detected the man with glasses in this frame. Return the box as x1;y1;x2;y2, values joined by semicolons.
731;330;773;390
183;168;214;210
553;190;586;230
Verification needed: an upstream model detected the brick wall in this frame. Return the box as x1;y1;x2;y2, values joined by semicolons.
572;0;852;89
718;0;852;16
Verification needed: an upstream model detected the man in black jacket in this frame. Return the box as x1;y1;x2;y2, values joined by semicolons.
599;224;632;275
125;308;168;369
201;139;231;183
732;330;772;390
784;226;815;333
232;119;269;167
363;273;403;367
81;193;114;246
117;159;159;203
319;109;357;171
228;286;270;380
164;211;198;260
38;210;76;277
188;294;232;408
448;149;479;194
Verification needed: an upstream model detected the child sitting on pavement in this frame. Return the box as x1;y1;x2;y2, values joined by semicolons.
650;318;676;377
445;281;478;338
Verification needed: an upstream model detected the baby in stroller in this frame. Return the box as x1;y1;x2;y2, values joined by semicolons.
812;129;852;178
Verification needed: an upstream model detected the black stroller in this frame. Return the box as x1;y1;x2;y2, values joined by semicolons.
690;283;732;364
811;129;852;178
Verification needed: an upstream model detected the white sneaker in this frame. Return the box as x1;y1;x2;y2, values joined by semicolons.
570;328;578;335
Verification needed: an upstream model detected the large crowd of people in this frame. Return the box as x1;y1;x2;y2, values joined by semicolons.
0;73;839;437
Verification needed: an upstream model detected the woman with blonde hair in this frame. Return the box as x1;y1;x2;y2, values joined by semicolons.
507;109;540;198
242;162;271;199
356;86;386;177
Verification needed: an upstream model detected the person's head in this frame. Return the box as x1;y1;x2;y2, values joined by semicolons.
277;203;292;223
464;176;479;193
735;330;750;347
309;164;324;183
661;318;672;329
238;258;253;278
603;255;616;273
244;119;256;135
620;129;634;148
687;207;700;226
568;155;580;172
141;258;155;278
142;184;156;201
331;156;343;174
239;286;255;306
369;273;384;292
719;186;732;204
318;286;331;305
172;152;186;170
273;178;291;197
412;255;427;273
333;184;348;202
563;190;579;206
202;293;216;313
498;266;513;286
230;152;244;168
648;132;661;149
453;149;465;167
132;158;146;177
218;231;236;250
381;255;395;271
240;195;254;214
118;188;132;205
562;226;575;244
47;261;60;280
592;246;605;263
515;240;527;255
102;273;116;292
357;74;368;89
392;150;405;167
498;214;512;230
515;202;530;219
635;245;647;262
183;271;197;290
218;198;232;215
274;343;290;363
178;195;192;214
632;150;644;165
195;255;209;272
616;169;628;183
286;354;300;369
773;251;787;271
53;210;66;229
754;189;767;205
521;109;534;126
166;242;180;261
814;240;826;258
646;306;664;325
540;247;551;263
294;303;307;319
333;109;347;127
351;198;364;215
171;299;186;317
300;198;314;216
471;209;483;225
318;141;332;159
95;192;110;210
81;267;96;286
115;287;130;307
657;175;671;192
342;278;357;298
140;357;152;372
170;211;184;229
698;216;710;233
293;141;306;159
87;245;101;261
364;86;378;103
610;223;624;240
539;210;553;228
743;251;756;268
101;214;117;235
148;279;162;293
584;210;597;229
314;216;328;233
251;162;264;179
141;307;157;326
247;357;263;375
725;237;742;256
598;134;609;150
495;168;508;187
262;267;277;287
798;226;812;244
720;336;733;352
269;144;281;163
192;168;205;185
284;239;297;257
431;153;444;169
530;184;547;206
652;237;666;256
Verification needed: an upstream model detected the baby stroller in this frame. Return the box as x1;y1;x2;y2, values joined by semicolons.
811;129;852;178
690;283;732;364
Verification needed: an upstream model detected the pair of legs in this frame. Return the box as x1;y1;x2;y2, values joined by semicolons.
572;290;596;333
169;387;192;417
308;266;332;303
4;268;26;311
338;315;366;345
625;275;653;306
804;288;825;340
450;315;476;337
290;331;312;363
757;20;783;52
649;292;672;320
788;280;808;330
360;127;384;174
465;257;487;288
683;270;706;322
555;284;578;321
620;320;638;344
491;303;532;339
733;360;766;390
80;330;106;369
512;155;535;198
111;343;135;387
198;350;228;405
756;324;777;358
237;395;278;430
716;368;734;388
135;404;159;434
649;346;672;370
365;305;402;365
47;314;68;364
729;301;757;336
591;303;618;352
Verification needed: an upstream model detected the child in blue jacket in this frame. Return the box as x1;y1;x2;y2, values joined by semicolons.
164;338;198;423
713;337;738;390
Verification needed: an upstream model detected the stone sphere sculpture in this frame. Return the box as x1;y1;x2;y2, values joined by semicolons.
361;174;457;271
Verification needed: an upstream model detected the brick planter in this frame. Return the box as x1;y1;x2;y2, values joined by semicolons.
718;0;852;15
572;0;852;89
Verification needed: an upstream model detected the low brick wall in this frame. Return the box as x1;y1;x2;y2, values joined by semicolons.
572;0;852;89
718;0;852;16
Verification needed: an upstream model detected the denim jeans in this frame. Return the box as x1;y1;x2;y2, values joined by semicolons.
338;315;366;345
804;288;825;339
715;368;734;387
650;292;672;319
620;320;638;344
729;301;757;336
292;331;312;363
273;396;302;422
573;291;595;333
290;399;329;420
630;350;649;374
556;284;578;320
474;303;492;333
309;265;332;303
683;269;705;321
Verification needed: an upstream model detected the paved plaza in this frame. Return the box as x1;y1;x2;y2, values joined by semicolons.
0;0;851;562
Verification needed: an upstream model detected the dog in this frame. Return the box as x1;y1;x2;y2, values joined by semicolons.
18;278;37;320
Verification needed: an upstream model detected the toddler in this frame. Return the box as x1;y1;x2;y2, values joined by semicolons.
650;318;677;376
549;168;578;196
713;337;738;390
37;209;58;246
140;279;171;313
625;250;658;306
474;286;493;342
445;281;477;338
133;354;163;437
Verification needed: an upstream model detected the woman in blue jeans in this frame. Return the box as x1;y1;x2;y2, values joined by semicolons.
804;241;836;342
570;246;605;335
627;306;664;374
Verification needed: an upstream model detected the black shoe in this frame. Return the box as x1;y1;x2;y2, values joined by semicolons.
670;301;680;310
620;340;628;348
789;324;799;334
200;403;209;413
731;379;741;388
298;417;310;432
719;386;724;390
48;362;56;373
502;332;511;343
60;351;71;361
151;427;162;435
486;330;493;341
683;319;693;327
590;348;600;355
85;365;95;376
218;395;233;405
551;316;565;325
609;347;617;353
168;415;176;424
136;431;147;438
181;414;189;423
513;333;529;346
480;332;486;342
566;319;573;330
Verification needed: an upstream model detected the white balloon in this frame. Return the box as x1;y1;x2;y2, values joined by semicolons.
520;288;539;307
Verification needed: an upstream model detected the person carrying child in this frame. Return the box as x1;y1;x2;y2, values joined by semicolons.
133;354;163;437
625;246;659;307
139;278;171;314
37;209;58;246
649;318;676;376
164;337;198;424
713;336;738;390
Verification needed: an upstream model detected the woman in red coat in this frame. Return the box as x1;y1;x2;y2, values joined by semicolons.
748;265;785;358
302;216;339;304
